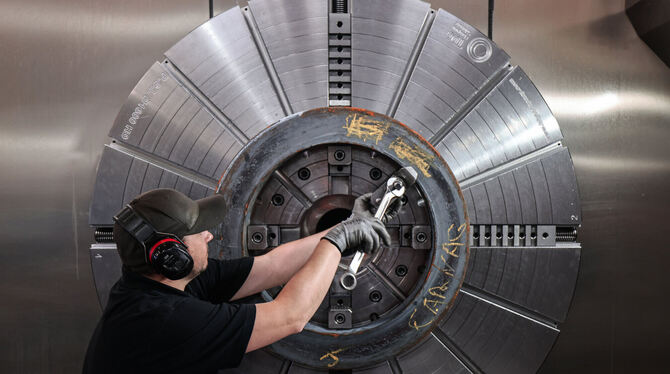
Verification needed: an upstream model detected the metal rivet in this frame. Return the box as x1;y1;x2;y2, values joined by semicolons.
334;149;346;161
395;265;408;277
298;167;311;180
369;290;382;302
251;232;263;243
369;168;382;180
271;194;284;206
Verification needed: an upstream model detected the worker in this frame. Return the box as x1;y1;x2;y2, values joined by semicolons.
83;188;392;373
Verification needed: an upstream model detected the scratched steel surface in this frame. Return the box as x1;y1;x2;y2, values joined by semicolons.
2;0;669;372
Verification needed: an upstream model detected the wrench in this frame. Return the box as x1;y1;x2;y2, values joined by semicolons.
339;175;408;291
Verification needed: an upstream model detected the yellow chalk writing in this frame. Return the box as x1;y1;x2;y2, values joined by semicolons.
409;308;435;330
343;114;390;144
389;137;434;177
320;348;345;368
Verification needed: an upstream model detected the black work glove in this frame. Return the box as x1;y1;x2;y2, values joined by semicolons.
351;192;401;224
322;216;391;256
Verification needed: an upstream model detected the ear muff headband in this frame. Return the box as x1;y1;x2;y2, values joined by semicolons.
113;205;194;279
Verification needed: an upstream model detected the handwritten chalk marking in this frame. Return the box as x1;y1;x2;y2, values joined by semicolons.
320;348;345;368
343;114;390;144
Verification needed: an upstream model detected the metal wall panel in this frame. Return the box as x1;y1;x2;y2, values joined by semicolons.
1;0;668;373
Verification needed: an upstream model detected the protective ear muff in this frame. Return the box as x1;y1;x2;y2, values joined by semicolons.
114;205;194;280
148;237;194;280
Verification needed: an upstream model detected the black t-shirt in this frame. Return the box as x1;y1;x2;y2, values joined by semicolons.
84;257;256;374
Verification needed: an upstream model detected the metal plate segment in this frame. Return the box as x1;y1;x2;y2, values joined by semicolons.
394;9;510;139
465;245;581;322
165;7;284;139
439;292;559;374
249;0;328;112
396;333;470;373
462;147;580;225
438;67;563;181
108;62;243;183
351;0;431;113
89;147;215;225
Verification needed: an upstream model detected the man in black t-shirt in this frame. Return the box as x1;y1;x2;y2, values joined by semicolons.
84;188;390;373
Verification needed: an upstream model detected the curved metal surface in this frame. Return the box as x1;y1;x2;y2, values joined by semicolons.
86;0;583;372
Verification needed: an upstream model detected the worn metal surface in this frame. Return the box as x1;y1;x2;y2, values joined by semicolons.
1;0;669;373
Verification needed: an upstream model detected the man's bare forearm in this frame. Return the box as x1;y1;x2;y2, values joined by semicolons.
265;228;332;285
273;239;341;328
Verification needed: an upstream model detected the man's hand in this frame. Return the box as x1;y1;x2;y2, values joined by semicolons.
351;192;401;223
322;215;391;256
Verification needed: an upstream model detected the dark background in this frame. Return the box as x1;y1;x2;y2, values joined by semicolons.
1;0;668;372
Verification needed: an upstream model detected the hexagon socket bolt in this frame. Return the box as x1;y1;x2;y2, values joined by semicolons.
340;176;407;291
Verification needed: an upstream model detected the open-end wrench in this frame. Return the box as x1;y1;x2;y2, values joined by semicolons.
339;167;417;290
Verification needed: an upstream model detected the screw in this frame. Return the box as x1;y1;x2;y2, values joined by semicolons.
298;167;311;180
395;264;408;277
416;232;427;243
393;181;403;190
251;232;263;243
271;194;284;206
334;149;346;161
369;290;382;302
369;167;382;180
334;313;346;324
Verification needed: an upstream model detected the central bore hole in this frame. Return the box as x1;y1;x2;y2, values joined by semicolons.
316;208;351;233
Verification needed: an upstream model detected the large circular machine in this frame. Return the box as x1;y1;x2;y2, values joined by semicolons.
89;0;581;372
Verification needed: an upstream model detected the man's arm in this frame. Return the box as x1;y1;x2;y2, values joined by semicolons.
230;229;331;301
245;239;340;352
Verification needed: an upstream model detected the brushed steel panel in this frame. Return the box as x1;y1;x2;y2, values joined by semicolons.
351;0;430;112
395;9;510;139
463;148;579;225
249;0;328;112
165;7;284;138
465;245;581;322
440;292;559;374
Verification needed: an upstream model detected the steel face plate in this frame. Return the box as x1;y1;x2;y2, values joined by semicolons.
216;108;468;369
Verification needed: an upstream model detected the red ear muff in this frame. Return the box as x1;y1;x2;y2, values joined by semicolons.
148;238;181;262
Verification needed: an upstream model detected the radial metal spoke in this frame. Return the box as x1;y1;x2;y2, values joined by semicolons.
273;169;314;208
367;263;407;301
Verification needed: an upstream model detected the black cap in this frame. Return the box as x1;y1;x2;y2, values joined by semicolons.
113;188;226;273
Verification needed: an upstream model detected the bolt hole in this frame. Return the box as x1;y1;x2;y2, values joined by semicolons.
337;299;344;306
334;149;346;161
416;232;427;243
268;232;276;240
251;232;263;243
298;167;311;180
369;290;382;302
337;34;343;40
403;232;411;240
337;58;343;64
337;71;343;76
395;264;408;277
531;233;537;239
542;232;549;239
336;165;343;172
520;233;526;239
334;313;346;324
473;232;480;239
337;95;343;100
271;194;284;206
338;83;343;88
369;167;382;180
337;46;343;52
508;231;514;239
484;232;491;239
496;232;502;239
336;21;343;27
